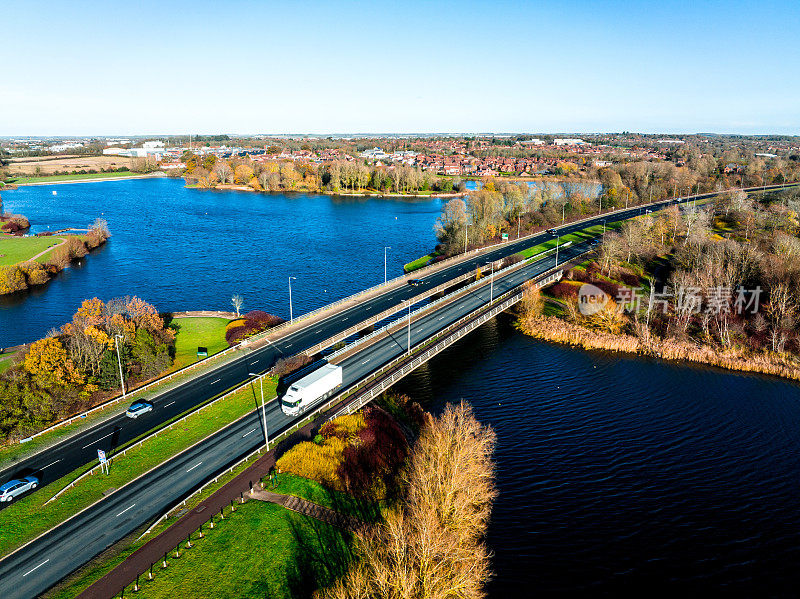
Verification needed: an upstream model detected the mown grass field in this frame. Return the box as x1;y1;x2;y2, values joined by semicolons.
170;317;230;370
7;171;152;185
0;377;277;559
46;474;361;599
0;235;65;266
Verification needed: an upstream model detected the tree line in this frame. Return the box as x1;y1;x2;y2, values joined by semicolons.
0;297;175;440
181;153;465;195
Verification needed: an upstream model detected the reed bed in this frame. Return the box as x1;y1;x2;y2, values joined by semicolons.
517;315;800;382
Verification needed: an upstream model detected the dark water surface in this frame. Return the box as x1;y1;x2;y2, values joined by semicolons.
0;178;443;345
395;316;800;597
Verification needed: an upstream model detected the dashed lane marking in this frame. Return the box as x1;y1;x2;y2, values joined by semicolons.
115;504;136;518
23;559;49;577
82;432;113;449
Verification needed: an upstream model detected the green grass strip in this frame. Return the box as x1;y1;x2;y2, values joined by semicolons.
0;377;276;558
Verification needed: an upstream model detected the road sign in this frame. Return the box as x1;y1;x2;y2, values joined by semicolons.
502;233;509;240
97;449;107;464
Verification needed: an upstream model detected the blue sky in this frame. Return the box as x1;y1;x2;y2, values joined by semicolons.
2;0;798;135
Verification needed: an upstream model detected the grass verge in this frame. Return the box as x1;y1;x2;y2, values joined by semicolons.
404;252;438;273
45;474;361;599
6;172;153;185
169;317;230;370
0;377;277;559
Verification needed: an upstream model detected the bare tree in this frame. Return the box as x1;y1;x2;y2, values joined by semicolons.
231;294;243;317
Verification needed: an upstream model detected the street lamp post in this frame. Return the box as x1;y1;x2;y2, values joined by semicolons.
517;215;521;239
464;221;471;254
384;246;391;284
248;373;269;450
288;276;297;323
114;334;126;400
562;203;566;225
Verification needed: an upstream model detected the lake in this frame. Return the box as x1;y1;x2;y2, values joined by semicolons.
0;178;445;346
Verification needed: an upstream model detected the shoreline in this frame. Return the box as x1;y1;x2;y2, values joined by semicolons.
516;314;800;383
191;183;467;198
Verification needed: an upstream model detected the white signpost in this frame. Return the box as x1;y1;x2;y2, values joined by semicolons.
98;449;108;475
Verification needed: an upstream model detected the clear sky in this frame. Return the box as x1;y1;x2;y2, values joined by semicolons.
2;0;798;136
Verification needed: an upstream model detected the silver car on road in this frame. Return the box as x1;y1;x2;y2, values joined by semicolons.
0;476;39;502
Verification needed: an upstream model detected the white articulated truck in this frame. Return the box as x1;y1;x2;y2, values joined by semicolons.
280;363;343;416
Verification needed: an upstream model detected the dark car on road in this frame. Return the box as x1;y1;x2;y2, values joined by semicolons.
407;279;424;287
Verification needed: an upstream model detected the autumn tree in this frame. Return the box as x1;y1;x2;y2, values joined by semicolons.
323;402;496;599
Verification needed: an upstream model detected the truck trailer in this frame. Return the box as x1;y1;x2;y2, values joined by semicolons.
280;363;343;416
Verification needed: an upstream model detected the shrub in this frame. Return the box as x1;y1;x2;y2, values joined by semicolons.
592;279;621;299
0;266;27;294
272;354;313;377
243;310;284;329
46;245;70;271
337;408;409;497
618;270;640;286
66;236;88;259
319;412;365;440
276;436;349;488
19;261;49;286
549;281;579;300
225;325;247;345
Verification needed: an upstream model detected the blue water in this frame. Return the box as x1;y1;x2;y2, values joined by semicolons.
396;316;800;597
0;179;444;346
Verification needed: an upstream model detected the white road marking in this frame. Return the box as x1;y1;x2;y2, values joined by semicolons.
439;316;445;320
211;378;221;385
361;358;371;365
186;462;203;473
116;504;136;518
23;559;49;577
164;401;175;408
285;343;292;348
41;459;60;470
242;428;257;438
82;432;113;449
315;329;322;333
250;360;259;365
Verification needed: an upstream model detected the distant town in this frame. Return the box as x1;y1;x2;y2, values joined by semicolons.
2;133;798;183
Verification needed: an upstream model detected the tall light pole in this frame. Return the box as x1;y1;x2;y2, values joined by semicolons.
561;203;566;226
464;221;471;254
517;215;521;239
602;219;607;236
625;189;629;209
114;334;126;400
384;246;391;284
288;276;297;323
249;373;269;450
